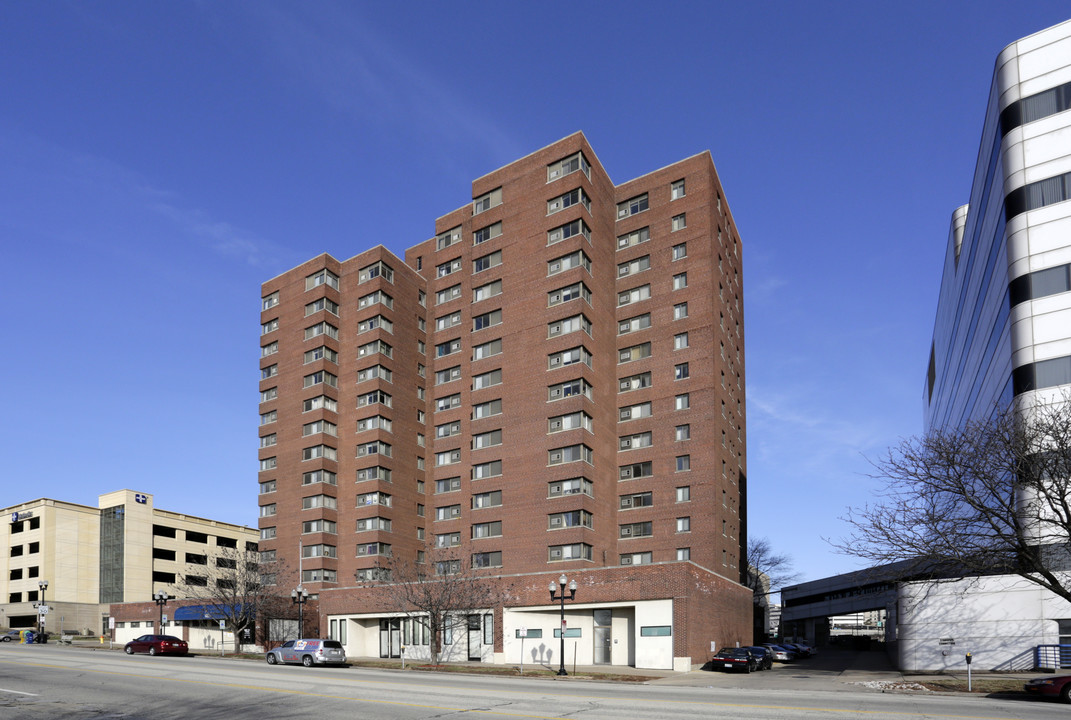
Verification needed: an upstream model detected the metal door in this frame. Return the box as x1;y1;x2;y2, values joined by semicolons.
379;619;400;658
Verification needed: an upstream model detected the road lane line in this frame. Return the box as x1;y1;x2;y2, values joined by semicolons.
0;657;1036;720
0;688;37;696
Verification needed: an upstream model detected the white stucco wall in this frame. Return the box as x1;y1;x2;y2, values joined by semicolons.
896;574;1071;672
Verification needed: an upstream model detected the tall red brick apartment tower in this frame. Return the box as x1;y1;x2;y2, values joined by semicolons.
258;133;750;670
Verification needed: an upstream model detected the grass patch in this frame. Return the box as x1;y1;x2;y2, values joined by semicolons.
916;677;1027;695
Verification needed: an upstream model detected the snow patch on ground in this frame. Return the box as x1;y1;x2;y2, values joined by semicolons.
851;680;931;692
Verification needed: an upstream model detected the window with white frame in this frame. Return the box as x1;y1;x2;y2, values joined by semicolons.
261;341;278;357
676;517;691;533
472;489;503;508
549;477;593;497
617;226;650;251
619;491;653;509
547;219;591;246
357;441;391;458
675;362;690;380
547;152;590;182
618;372;651;393
436;421;461;439
472;429;502;449
548;282;591;307
671;213;686;231
473;250;502;274
620;552;652;565
262;291;279;310
675;393;690;410
358;261;394;284
435;504;462;521
676;486;691;502
472;521;502;538
619;461;653;480
358;290;393;309
304;297;339;316
676;455;690;472
620;522;652;538
548;444;592;466
436;226;461;250
435;393;461;411
619;342;652;364
436;338;462;357
548;346;592;369
473;308;502;331
673;302;689;320
676;548;691;561
619;313;651;335
472;460;502;479
548;378;593;401
435;476;461;494
305;269;339;291
547;314;591;339
473;221;502;245
548;510;592;529
472;368;502;390
547;411;593;433
303;346;338;364
472;337;502;361
547;250;591;277
356;416;391;433
303;469;338;485
436;285;462;305
547;187;591;215
302;420;338;437
435;449;461;466
358;390;392;408
672;243;687;260
674;332;689;350
675;425;690;441
673;272;687;290
436;311;462;331
302;495;338;510
618;255;650;278
617;193;648;219
435;365;462;385
618;284;651;307
547;543;592;561
473;279;502;303
437;257;462;278
619;402;652;421
472;398;502;419
302;444;337;461
472;188;502;215
671;179;686;200
619;431;652;451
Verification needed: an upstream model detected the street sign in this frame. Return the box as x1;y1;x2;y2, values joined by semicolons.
162;615;168;624
518;627;528;638
39;606;49;615
939;638;955;645
219;620;226;628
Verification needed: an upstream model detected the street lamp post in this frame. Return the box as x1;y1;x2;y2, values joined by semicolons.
153;591;168;633
37;580;49;641
291;586;309;637
549;574;577;676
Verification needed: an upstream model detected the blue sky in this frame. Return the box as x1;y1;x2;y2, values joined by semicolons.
2;1;1069;584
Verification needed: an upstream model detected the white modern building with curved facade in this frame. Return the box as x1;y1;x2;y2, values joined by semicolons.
905;18;1071;672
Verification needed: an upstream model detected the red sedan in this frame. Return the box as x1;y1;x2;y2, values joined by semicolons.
124;634;188;656
1025;675;1071;702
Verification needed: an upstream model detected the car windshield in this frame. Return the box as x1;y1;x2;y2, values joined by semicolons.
323;641;343;649
718;649;748;657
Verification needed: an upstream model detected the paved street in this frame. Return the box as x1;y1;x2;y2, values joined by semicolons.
0;643;1061;719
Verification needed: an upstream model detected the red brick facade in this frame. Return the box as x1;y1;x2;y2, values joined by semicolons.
257;132;749;663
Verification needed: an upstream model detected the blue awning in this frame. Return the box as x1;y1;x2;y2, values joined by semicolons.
173;604;243;621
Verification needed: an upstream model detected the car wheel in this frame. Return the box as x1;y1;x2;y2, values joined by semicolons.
1061;683;1071;704
302;655;313;667
266;654;277;665
1;637;9;642
124;645;134;654
149;647;157;656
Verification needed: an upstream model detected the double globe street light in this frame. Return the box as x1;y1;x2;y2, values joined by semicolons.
291;586;309;636
154;590;168;632
549;575;578;676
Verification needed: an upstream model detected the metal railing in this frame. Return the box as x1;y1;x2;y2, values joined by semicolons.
1035;644;1071;670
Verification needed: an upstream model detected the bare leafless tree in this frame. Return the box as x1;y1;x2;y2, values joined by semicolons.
745;537;800;601
835;399;1071;603
368;543;510;666
173;544;292;643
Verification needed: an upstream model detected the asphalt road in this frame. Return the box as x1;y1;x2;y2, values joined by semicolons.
0;643;1062;720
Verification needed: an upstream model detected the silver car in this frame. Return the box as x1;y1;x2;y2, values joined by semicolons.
266;639;346;667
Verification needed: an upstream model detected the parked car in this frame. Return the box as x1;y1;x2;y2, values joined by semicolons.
782;642;813;657
711;647;759;673
124;634;188;656
266;639;346;667
1025;675;1071;702
762;643;797;661
745;646;773;670
1;630;22;642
